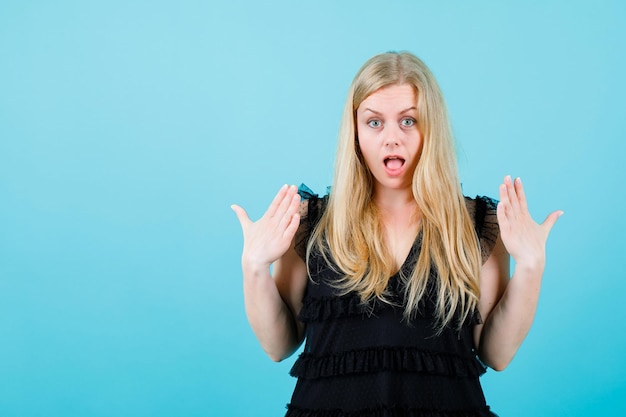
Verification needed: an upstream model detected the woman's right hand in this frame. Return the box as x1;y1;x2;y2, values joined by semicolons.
231;184;302;269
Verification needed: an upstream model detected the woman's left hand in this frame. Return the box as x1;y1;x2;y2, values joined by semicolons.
497;175;563;269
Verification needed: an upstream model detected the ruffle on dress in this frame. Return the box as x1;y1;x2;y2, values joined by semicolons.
298;287;481;326
297;183;326;200
297;293;389;323
290;346;487;380
464;195;499;263
286;404;498;417
294;184;328;261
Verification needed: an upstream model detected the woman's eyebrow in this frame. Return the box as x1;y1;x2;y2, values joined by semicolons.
362;106;417;115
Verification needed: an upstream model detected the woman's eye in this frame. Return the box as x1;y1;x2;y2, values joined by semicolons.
401;118;416;127
367;120;382;128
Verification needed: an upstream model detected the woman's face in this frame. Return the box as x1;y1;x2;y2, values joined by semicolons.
356;83;423;195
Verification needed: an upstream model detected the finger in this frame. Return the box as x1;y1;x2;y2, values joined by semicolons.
541;210;564;235
504;175;521;215
277;192;302;232
273;185;299;220
289;191;301;212
514;177;529;213
496;198;511;232
498;183;510;218
283;212;301;240
265;184;289;219
231;204;252;229
498;182;507;205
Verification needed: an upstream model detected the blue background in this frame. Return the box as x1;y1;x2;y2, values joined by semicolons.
1;1;625;416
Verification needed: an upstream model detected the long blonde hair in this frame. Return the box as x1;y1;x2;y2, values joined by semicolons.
307;51;482;331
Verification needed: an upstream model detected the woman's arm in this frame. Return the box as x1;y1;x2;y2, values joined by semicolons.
474;176;562;371
232;185;309;362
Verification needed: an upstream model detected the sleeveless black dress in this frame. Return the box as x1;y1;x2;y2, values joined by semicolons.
286;186;500;417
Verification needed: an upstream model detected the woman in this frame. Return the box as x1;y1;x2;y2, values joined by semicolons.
232;51;562;416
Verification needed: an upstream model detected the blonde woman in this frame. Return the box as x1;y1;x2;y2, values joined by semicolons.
232;51;562;417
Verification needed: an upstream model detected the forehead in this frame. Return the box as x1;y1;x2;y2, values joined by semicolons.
358;84;417;112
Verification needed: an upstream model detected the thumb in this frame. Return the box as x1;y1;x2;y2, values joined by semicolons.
231;204;251;229
541;210;564;234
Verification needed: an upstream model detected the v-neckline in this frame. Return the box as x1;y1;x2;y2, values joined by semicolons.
391;230;423;278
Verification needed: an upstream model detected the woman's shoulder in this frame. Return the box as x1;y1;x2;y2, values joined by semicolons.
294;184;329;260
464;195;500;263
464;194;498;221
297;183;329;221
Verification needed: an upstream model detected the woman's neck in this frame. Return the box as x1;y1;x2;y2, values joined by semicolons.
373;187;420;228
373;187;417;213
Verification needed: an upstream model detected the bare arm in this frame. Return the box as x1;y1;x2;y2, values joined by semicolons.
232;185;309;362
474;176;562;371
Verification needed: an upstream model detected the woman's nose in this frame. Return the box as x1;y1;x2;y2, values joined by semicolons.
384;127;400;147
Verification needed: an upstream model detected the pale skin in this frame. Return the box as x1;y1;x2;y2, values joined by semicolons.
232;84;562;368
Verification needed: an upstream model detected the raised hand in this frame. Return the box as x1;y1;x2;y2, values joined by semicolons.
231;184;302;268
497;176;563;269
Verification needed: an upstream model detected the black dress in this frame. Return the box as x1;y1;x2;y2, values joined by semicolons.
286;186;500;417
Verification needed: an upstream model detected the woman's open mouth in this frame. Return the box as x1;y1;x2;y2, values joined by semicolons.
383;156;405;176
384;156;405;170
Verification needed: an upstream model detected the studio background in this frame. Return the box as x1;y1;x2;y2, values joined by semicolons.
1;1;624;416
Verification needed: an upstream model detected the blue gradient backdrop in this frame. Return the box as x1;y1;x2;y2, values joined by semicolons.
1;1;624;416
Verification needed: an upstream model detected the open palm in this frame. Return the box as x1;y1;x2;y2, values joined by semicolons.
497;176;563;268
232;185;302;268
